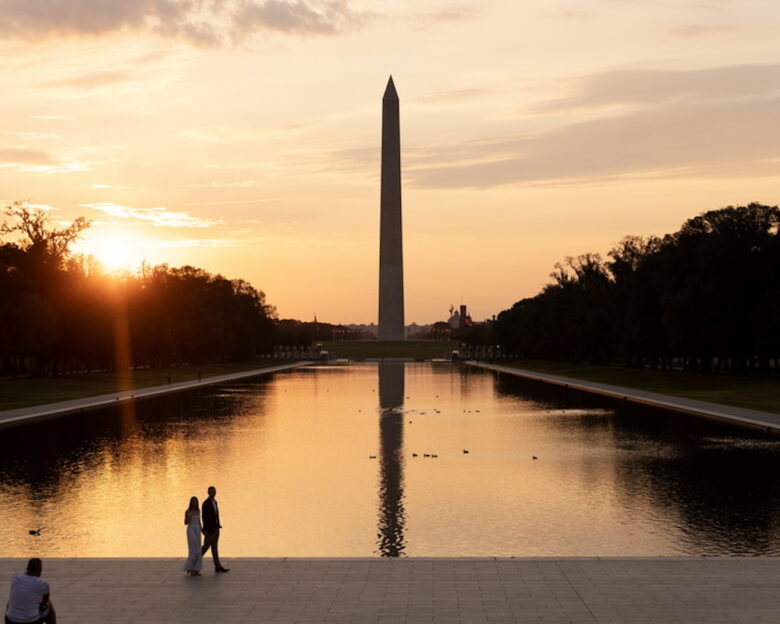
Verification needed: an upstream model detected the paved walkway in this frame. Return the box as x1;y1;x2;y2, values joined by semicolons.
0;362;312;429
469;362;780;434
0;558;778;623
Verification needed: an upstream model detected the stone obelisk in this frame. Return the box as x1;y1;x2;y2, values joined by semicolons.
378;76;405;341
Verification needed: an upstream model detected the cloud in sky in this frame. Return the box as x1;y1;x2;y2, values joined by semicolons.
188;179;261;188
408;98;780;188
175;126;270;142
538;64;780;112
82;202;219;228
669;24;733;38
548;8;593;20
236;63;780;190
38;69;140;90
0;148;54;166
0;0;366;45
409;102;780;189
146;237;244;248
233;0;366;35
350;64;780;189
0;148;92;173
409;6;480;24
412;88;494;105
0;0;191;39
5;131;60;140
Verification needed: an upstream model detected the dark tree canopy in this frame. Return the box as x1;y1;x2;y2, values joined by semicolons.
494;203;780;374
0;203;278;376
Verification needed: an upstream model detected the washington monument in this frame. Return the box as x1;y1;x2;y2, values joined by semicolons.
378;76;405;341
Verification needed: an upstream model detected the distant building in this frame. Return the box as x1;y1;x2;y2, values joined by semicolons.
406;323;433;339
345;323;379;338
447;304;472;330
343;323;437;339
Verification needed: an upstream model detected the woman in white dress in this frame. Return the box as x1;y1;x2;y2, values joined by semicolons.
183;496;203;576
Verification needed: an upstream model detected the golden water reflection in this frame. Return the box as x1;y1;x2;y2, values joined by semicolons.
377;360;405;556
2;363;780;556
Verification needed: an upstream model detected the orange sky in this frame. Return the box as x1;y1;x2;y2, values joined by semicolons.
1;1;779;323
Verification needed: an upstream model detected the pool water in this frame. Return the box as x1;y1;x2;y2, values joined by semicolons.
2;362;779;557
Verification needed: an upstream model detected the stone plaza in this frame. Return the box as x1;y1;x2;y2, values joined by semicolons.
2;557;778;623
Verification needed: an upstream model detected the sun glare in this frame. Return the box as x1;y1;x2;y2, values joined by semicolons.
96;240;132;271
78;232;142;273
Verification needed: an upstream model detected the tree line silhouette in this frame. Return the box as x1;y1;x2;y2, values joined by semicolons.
5;201;779;377
0;203;276;377
494;203;780;374
274;318;374;344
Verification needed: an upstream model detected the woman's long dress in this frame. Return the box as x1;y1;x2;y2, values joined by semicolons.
183;512;203;572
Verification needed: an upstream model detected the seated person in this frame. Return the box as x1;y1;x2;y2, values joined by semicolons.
5;558;56;624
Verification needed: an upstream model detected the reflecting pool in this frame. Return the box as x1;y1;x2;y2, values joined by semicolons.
2;362;780;556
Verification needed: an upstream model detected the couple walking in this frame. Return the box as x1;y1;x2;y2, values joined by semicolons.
183;486;230;576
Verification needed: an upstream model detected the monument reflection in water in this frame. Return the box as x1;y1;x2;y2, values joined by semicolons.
376;361;406;556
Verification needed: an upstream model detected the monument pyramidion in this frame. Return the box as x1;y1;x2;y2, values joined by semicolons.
378;76;405;341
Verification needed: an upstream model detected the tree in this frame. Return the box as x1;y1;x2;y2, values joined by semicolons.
1;201;90;262
494;203;780;374
0;203;279;376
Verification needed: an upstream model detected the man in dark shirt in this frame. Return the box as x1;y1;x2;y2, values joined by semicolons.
201;486;229;573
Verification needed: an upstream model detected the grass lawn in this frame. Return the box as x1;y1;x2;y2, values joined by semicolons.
320;340;459;360
0;361;289;411
499;359;780;415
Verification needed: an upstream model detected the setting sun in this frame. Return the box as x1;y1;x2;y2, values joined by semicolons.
78;232;141;273
95;240;131;271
